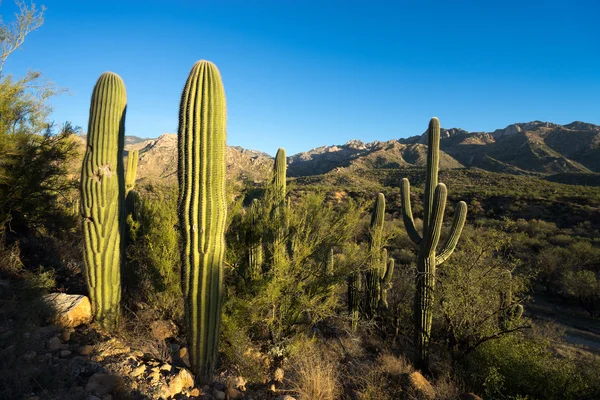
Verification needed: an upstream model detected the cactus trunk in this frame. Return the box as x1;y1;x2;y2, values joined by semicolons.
365;193;385;318
80;72;127;330
178;60;227;383
348;272;361;331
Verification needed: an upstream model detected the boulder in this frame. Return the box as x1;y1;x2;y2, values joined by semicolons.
85;373;124;396
459;394;483;400
403;371;435;400
43;293;92;328
158;368;194;398
150;319;178;341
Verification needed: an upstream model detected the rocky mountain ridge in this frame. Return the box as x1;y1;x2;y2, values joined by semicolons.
107;121;600;184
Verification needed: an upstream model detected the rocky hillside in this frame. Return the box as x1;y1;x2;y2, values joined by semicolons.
72;121;600;184
288;120;600;177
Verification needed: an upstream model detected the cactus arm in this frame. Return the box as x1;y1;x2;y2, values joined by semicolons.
274;148;287;203
125;149;138;192
436;201;467;265
401;178;422;245
423;183;447;256
423;117;440;234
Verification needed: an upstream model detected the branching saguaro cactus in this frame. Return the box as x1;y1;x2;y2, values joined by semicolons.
400;117;467;367
80;72;127;330
178;60;227;383
365;192;386;318
125;149;138;193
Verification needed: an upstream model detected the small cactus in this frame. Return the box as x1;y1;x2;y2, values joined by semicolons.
379;258;395;309
348;272;362;331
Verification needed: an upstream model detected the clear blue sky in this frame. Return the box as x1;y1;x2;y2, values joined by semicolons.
3;0;599;155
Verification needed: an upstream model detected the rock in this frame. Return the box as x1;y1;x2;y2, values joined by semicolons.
202;385;211;394
189;387;201;396
158;367;194;398
160;363;172;371
61;328;73;342
148;370;161;383
23;350;37;362
231;375;247;391
79;345;94;356
47;336;62;351
42;293;92;328
85;373;124;396
214;390;226;400
404;371;435;400
274;367;284;382
60;350;72;357
174;346;191;368
130;365;146;377
226;387;243;399
459;394;483;400
150;319;178;341
95;338;130;358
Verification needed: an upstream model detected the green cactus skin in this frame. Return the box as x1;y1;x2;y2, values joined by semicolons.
177;60;227;383
400;117;468;367
80;72;127;330
365;192;386;318
379;258;395;309
348;272;362;331
125;149;138;192
271;148;287;267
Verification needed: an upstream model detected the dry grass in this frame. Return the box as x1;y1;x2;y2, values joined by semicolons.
287;337;342;400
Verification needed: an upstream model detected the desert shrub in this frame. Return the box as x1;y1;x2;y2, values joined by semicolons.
226;191;364;340
125;186;183;321
286;336;342;400
560;270;600;317
436;225;530;358
466;327;600;400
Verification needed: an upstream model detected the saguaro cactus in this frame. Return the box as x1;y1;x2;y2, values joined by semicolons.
379;258;395;309
274;148;286;204
348;272;362;331
365;192;386;318
178;60;227;383
246;199;263;280
500;270;524;328
271;148;287;267
80;72;127;330
125;149;138;192
400;117;467;367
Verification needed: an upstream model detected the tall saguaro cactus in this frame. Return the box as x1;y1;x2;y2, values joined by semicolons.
271;147;287;267
365;192;386;318
274;148;286;204
400;117;468;367
178;60;227;383
80;72;127;330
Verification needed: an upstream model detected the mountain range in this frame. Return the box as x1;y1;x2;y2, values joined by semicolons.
116;120;600;186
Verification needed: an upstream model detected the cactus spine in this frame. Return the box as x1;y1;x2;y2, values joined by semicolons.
400;117;468;367
125;149;138;192
80;72;127;330
365;192;386;318
177;60;227;383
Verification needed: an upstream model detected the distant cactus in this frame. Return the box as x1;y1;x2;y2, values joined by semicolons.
125;149;138;192
80;72;127;330
500;270;524;327
365;192;386;318
379;258;395;309
326;247;334;277
274;148;286;204
400;117;467;366
348;272;361;331
178;60;227;383
246;199;263;280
